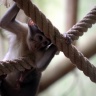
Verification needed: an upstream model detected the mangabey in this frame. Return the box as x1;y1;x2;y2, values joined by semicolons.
0;3;58;96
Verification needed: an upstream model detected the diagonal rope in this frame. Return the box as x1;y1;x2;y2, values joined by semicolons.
12;0;96;83
67;6;96;41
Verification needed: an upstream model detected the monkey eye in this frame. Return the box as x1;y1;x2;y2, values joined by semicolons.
42;40;50;47
35;34;43;42
34;34;51;48
38;35;43;41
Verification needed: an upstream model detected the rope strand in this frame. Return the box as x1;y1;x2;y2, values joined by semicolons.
0;55;36;75
67;6;96;41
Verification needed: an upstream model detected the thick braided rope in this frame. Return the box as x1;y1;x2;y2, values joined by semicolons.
67;6;96;40
13;0;96;83
0;55;36;75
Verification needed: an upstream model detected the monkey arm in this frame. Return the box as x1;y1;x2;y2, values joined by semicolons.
0;3;28;35
37;44;58;72
0;3;19;26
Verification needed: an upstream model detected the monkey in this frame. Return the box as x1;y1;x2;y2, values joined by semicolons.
0;3;58;96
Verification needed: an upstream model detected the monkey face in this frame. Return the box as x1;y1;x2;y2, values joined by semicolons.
27;19;51;51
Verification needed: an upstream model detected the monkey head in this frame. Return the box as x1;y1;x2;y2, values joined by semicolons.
27;19;51;51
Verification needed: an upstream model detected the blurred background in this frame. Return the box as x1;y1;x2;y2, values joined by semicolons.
0;0;96;96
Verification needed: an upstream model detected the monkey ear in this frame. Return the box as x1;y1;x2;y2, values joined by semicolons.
28;19;35;26
28;19;37;36
28;19;39;29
